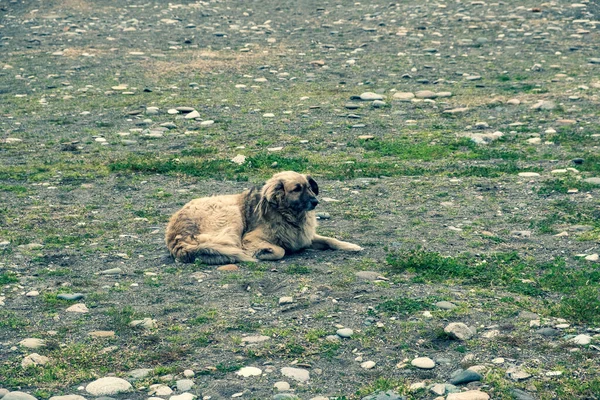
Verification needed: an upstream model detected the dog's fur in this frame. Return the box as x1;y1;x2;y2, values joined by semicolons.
165;171;362;264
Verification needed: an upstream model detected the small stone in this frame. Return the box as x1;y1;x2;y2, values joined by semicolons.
241;335;270;344
2;393;38;400
444;107;469;114
449;370;483;385
281;367;310;382
430;384;446;396
583;178;600;185
89;331;115;338
531;100;556;110
465;75;482;81
569;334;592;345
518;172;540;177
236;366;262;377
435;301;457;310
372;100;386;108
446;391;490;400
556;119;576;125
393;92;415;101
415;90;437;99
200;120;214;126
316;211;331;219
183;369;195;378
25;291;39;297
537;327;560;337
149;385;172;396
506;367;532;381
507;99;521;105
359;92;384;101
585;254;599;262
19;338;46;349
129;318;157;329
21;353;50;368
336;328;354;338
360;391;405;400
128;368;152;379
279;296;294;305
410;382;426;391
184;110;201;119
411;357;435;369
273;381;290;392
169;394;196;400
518;311;539;320
273;395;299;400
176;379;195;392
48;396;87;400
231;154;246;165
444;323;475;340
57;293;84;301
492;357;504;364
510;389;536;400
361;361;376;369
98;268;122;275
355;271;384;281
217;264;239;271
85;377;132;396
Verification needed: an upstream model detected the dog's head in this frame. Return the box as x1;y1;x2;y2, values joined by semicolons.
260;171;319;215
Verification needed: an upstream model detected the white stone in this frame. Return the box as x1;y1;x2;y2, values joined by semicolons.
585;254;599;262
148;384;172;396
231;154;246;165
25;291;39;297
411;357;435;369
518;172;540;177
66;303;89;313
169;394;196;400
506;367;532;381
444;322;475;340
336;328;353;338
569;334;592;345
21;353;50;368
393;92;415;101
279;296;294;305
360;92;384;101
183;369;195;378
361;360;376;369
446;391;490;400
241;335;270;344
49;395;87;400
281;367;310;382
184;110;200;119
273;381;290;391
200;120;214;126
236;366;262;377
85;377;132;396
2;392;38;400
410;382;426;391
19;338;46;349
176;379;195;392
492;357;505;364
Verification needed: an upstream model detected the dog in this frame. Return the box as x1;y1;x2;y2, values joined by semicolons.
165;171;363;264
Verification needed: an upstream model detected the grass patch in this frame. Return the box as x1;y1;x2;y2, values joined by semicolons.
376;297;431;316
0;272;19;284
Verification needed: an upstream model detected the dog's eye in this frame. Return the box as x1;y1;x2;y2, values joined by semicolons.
292;185;302;192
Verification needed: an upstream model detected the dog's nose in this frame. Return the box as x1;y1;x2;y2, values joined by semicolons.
310;198;319;208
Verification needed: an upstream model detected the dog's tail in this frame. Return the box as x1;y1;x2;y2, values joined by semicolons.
167;233;257;265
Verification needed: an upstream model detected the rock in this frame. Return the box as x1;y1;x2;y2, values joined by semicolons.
0;391;11;400
184;110;201;119
19;338;46;349
281;367;310;382
25;291;39;297
200;120;214;126
146;107;159;115
372;100;386;108
519;311;539;320
98;268;122;275
129;318;157;329
393;92;415;101
569;334;592;345
316;211;331;219
556;119;576;125
468;131;503;144
128;368;152;379
217;264;239;271
531;100;556;110
359;92;384;101
410;382;426;391
449;370;483;385
21;353;50;368
411;357;435;369
48;396;87;400
510;389;536;400
241;335;270;344
435;301;457;310
536;327;560;337
444;323;475;340
585;254;599;262
231;154;246;165
507;99;521;105
336;328;354;338
518;172;540;177
279;296;294;305
57;293;84;301
272;395;299;400
506;367;532;381
437;92;453;98
355;271;385;281
415;90;437;99
176;379;195;392
169;394;196;400
85;377;132;396
361;360;376;369
183;369;195;378
444;107;469;114
589;58;600;64
274;381;290;392
430;384;446;396
89;331;115;338
2;393;38;400
583;178;600;185
236;366;262;377
148;385;172;396
446;391;490;400
465;75;482;81
361;391;405;400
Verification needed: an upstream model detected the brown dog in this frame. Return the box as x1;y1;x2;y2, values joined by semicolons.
165;171;363;264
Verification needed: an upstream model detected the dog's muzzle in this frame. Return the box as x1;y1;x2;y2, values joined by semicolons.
307;197;319;210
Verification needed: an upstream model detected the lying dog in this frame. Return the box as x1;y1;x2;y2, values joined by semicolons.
165;171;363;264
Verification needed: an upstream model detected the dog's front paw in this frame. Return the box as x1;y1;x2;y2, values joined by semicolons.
343;243;363;252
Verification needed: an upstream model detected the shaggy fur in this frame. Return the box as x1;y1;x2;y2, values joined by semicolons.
165;171;362;264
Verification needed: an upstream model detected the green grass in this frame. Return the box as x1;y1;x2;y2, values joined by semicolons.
0;272;19;284
376;297;431;316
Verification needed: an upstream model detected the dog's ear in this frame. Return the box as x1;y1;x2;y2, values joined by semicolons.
262;179;285;207
306;175;319;196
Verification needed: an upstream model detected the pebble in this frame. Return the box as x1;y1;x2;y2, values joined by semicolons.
372;100;386;108
279;296;294;305
393;92;415;101
449;370;482;385
585;254;599;262
506;367;532;381
415;90;437;99
507;99;521;105
21;353;49;368
444;323;475;340
98;268;122;275
57;293;84;301
435;301;457;310
217;264;239;271
446;391;490;400
48;396;87;400
518;172;540;177
236;366;262;377
281;367;310;382
359;92;384;101
355;271;384;281
85;377;132;396
241;335;270;344
272;395;299;400
537;327;560;337
25;291;39;297
183;369;195;378
88;331;115;338
129;318;157;329
19;338;46;349
510;389;536;400
411;357;435;369
569;334;592;345
169;394;196;400
336;328;354;338
148;385;172;396
492;357;505;364
2;393;38;400
273;381;290;392
231;154;246;165
176;379;195;392
184;110;201;119
128;368;152;379
583;177;600;185
361;391;405;400
531;100;556;110
361;360;376;369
